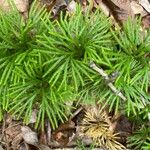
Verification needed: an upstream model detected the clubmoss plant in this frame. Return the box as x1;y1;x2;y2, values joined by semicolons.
0;0;72;129
79;18;150;116
0;2;113;129
142;137;150;150
109;18;150;117
37;5;112;91
127;125;150;150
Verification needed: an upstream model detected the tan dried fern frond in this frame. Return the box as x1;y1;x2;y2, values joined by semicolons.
80;106;126;150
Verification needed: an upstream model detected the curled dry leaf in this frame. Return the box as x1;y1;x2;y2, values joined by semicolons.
21;129;51;150
139;0;150;13
21;126;38;145
52;121;75;146
142;14;150;29
5;124;22;143
130;1;143;15
102;0;134;25
52;0;66;16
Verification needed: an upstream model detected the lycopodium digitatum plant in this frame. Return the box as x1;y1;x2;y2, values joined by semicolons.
37;6;112;91
0;1;73;129
0;0;150;149
0;1;112;129
127;125;150;150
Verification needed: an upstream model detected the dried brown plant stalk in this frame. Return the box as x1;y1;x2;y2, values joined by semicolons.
80;106;125;150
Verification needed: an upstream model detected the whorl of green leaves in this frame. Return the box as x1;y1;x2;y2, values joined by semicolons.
37;6;112;91
127;126;150;150
0;2;112;129
0;1;72;129
82;18;150;117
142;137;150;150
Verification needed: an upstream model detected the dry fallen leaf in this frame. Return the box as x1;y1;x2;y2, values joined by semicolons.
19;142;29;150
131;1;143;15
142;14;150;29
0;145;4;150
20;128;51;150
52;121;75;146
0;0;29;12
38;144;52;150
5;124;22;143
139;0;150;13
102;0;134;25
52;0;66;17
11;133;23;147
21;126;38;145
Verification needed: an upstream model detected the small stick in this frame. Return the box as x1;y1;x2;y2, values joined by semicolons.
46;120;52;145
69;106;83;121
89;62;126;101
90;62;150;124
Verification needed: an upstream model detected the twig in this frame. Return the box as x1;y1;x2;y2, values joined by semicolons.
89;62;126;101
46;119;52;145
90;62;150;125
69;106;83;121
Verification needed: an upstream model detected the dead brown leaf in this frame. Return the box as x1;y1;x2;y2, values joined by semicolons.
21;126;38;146
4;123;22;149
142;14;150;29
102;0;134;25
0;145;4;150
5;124;22;143
52;121;75;146
131;1;143;15
54;121;75;132
139;0;150;13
